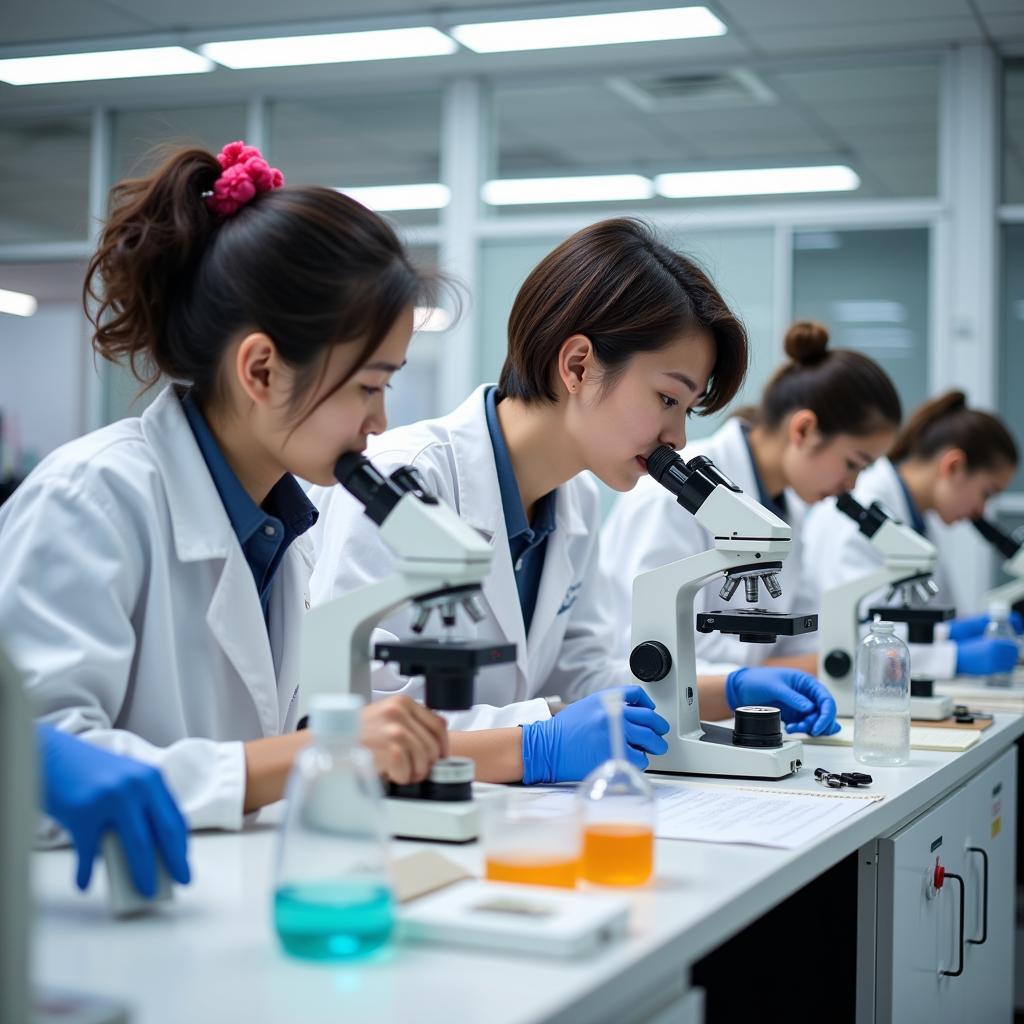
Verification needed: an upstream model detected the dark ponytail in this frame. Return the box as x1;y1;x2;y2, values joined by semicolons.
85;144;438;413
753;320;902;437
889;390;1018;470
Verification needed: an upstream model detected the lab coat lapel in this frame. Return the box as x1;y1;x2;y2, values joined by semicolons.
447;387;529;685
140;386;282;738
269;536;314;729
526;482;589;667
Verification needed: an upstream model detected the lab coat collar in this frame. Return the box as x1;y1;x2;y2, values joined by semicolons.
444;386;590;687
141;386;238;564
447;385;589;540
141;386;296;736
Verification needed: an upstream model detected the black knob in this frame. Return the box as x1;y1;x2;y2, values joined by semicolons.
823;650;852;678
732;706;783;748
629;641;672;682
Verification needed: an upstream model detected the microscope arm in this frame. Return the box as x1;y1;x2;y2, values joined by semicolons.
298;455;494;720
300;575;417;714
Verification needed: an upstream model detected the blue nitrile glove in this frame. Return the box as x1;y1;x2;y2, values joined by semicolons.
948;612;1024;641
955;637;1020;676
520;685;669;785
37;725;191;897
725;667;840;737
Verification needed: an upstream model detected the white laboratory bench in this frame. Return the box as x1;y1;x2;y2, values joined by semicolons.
32;713;1024;1024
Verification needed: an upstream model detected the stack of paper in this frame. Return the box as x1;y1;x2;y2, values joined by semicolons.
799;719;979;752
529;781;881;850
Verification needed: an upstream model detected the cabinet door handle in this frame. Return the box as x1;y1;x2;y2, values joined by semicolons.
966;846;989;946
940;872;965;978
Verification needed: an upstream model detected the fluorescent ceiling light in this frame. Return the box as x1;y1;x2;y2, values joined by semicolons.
0;288;38;317
0;47;212;86
200;27;455;69
452;6;725;53
655;165;860;198
414;307;453;332
483;174;654;205
337;183;450;211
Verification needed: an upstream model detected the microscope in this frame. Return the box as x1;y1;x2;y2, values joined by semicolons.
973;517;1024;619
819;493;954;720
628;448;816;779
299;453;515;842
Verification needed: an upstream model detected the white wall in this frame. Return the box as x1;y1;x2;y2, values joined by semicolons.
0;305;92;473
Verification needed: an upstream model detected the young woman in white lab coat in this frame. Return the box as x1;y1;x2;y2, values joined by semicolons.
602;321;901;694
0;142;448;833
310;220;838;786
802;390;1020;680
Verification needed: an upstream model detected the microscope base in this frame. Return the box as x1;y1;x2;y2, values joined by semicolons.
648;725;804;780
386;796;480;843
385;784;506;843
909;694;953;721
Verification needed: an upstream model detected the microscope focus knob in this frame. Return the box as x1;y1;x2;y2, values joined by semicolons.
823;650;852;678
629;641;672;682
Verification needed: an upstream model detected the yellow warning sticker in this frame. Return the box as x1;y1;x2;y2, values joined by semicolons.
992;816;1002;839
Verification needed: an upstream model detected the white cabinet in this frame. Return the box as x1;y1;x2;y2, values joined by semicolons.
865;746;1017;1024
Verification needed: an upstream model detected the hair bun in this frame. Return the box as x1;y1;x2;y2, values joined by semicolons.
784;320;829;365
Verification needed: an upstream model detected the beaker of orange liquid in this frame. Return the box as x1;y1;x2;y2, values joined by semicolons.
481;791;581;889
577;691;656;886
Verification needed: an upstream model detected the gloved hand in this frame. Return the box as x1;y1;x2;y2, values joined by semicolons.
948;612;1024;641
37;725;191;897
725;667;840;737
520;685;669;785
955;637;1020;676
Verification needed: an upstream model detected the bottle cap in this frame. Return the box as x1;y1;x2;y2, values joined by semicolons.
988;599;1010;617
869;618;895;634
309;693;364;738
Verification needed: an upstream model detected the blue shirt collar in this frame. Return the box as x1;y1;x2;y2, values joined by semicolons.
739;424;787;519
484;386;556;542
181;391;318;544
894;466;927;535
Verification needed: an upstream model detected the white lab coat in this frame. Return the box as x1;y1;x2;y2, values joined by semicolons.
308;386;626;730
0;386;312;831
801;457;957;679
599;417;817;675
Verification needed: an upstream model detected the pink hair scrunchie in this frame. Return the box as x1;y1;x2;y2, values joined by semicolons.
204;140;284;218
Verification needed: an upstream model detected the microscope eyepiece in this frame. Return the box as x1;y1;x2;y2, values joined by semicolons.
972;517;1021;560
836;492;889;538
647;448;740;515
334;453;405;526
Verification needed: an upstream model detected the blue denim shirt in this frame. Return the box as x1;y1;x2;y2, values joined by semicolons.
181;392;318;621
740;424;788;520
484;387;557;636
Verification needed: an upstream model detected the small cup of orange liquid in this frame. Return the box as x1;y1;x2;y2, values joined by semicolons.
482;791;581;889
577;691;656;887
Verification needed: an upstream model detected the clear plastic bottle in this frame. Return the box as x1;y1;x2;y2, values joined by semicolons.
984;600;1018;688
577;691;656;886
853;619;911;766
274;694;394;961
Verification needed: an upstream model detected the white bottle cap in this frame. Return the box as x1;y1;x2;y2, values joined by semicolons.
988;599;1011;617
869;618;895;634
309;693;364;739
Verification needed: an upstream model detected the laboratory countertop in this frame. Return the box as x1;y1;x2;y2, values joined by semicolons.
33;714;1024;1024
